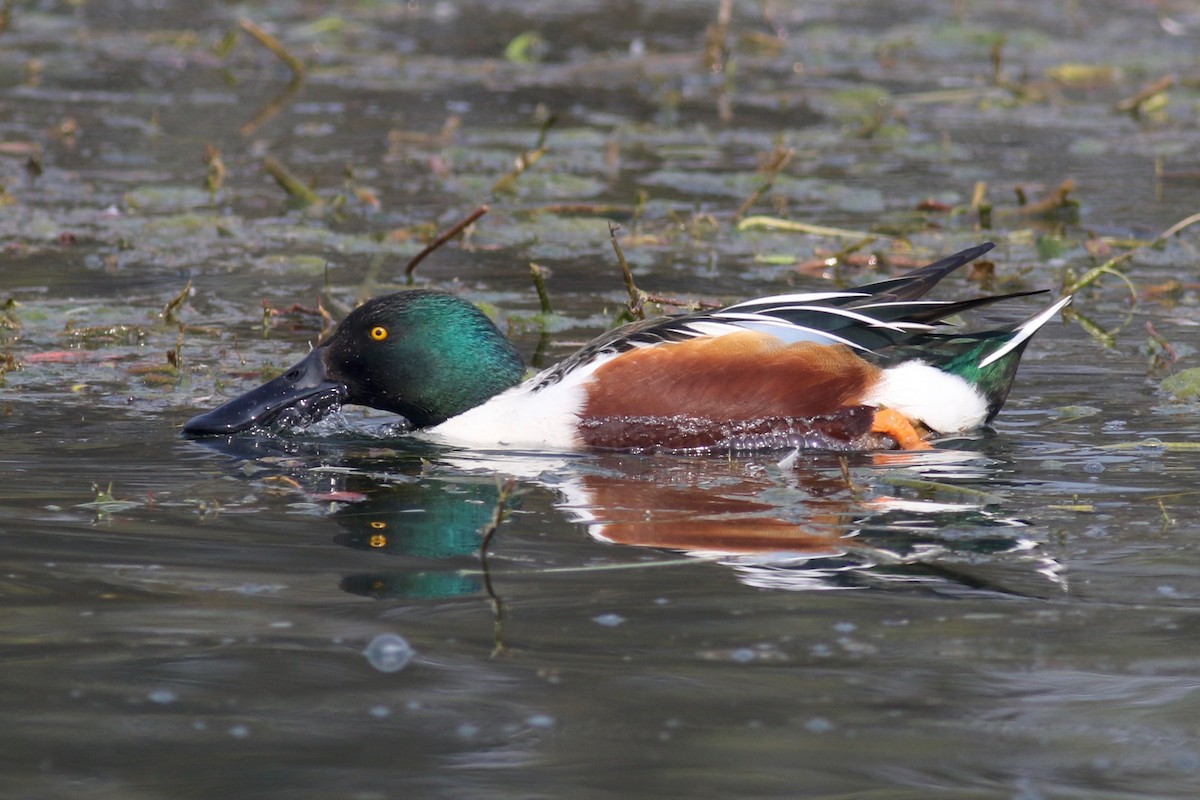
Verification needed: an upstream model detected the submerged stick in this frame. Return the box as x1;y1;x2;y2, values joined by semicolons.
403;205;488;282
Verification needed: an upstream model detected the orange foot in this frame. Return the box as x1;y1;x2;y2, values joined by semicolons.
871;407;932;450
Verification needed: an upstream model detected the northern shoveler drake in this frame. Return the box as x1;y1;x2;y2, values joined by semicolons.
183;242;1071;452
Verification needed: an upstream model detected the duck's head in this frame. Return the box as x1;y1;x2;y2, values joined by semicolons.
183;290;526;435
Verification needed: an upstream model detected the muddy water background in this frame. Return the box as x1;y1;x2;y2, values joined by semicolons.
5;1;1200;797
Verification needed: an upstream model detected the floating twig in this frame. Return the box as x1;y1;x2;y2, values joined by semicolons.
643;293;723;311
1001;178;1077;218
971;181;992;230
160;281;192;325
403;205;489;283
1100;440;1200;452
238;18;306;79
1063;257;1138;298
529;263;554;315
1145;321;1178;369
990;34;1006;85
737;215;876;240
1062;209;1200;297
879;475;1004;504
1066;306;1117;349
240;77;303;137
1159;211;1200;240
609;222;644;320
734;143;795;221
1115;74;1176;115
492;114;556;194
261;297;273;338
203;143;226;197
1158;499;1175;529
702;0;734;74
263;155;322;206
529;202;637;220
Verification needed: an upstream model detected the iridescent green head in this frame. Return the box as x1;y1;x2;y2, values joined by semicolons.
183;291;526;434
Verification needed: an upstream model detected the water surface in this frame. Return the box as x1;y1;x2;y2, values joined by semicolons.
4;1;1200;797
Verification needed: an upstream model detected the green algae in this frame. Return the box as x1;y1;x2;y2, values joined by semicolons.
1160;368;1200;403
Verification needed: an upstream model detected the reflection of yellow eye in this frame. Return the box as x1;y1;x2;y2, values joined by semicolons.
369;521;387;529
369;534;387;548
370;326;388;341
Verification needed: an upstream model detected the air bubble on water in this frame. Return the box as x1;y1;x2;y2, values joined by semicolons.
363;633;415;673
731;648;756;663
805;717;834;733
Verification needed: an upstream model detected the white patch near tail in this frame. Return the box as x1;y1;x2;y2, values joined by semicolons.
862;361;989;434
978;295;1073;369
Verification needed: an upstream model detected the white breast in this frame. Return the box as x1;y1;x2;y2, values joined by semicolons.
425;368;594;449
860;360;988;434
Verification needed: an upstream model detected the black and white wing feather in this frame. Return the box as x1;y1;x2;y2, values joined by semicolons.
532;242;1040;390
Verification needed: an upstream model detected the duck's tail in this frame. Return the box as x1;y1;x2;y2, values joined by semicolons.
933;294;1073;421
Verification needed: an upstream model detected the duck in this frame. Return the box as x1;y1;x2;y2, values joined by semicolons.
183;242;1072;452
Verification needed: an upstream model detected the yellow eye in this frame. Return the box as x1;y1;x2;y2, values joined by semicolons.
369;326;388;341
369;521;387;529
369;534;388;548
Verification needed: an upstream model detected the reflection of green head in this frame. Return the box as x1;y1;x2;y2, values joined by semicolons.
340;571;480;600
332;482;509;560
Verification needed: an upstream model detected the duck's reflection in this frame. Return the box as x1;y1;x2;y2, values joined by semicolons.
184;431;1063;599
319;446;1063;599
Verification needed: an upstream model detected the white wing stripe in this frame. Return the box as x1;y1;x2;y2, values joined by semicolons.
726;304;911;332
723;291;866;310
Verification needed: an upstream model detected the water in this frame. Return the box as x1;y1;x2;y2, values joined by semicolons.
4;1;1200;797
